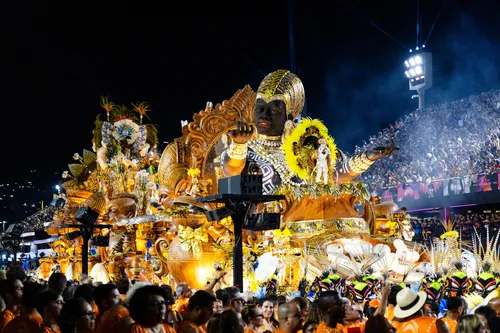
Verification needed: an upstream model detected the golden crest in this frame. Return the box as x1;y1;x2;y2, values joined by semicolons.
256;70;305;119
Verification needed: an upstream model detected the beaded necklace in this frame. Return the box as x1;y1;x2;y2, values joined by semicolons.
248;139;301;186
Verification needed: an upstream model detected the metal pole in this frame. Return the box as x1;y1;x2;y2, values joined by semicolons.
81;227;91;275
418;89;425;110
232;208;244;292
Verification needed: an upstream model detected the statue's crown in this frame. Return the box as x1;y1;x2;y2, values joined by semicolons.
257;69;305;119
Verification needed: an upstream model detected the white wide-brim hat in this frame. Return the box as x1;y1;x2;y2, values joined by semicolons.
394;288;427;319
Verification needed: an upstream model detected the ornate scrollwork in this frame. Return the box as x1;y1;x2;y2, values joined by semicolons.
154;237;170;266
158;85;256;194
181;85;255;170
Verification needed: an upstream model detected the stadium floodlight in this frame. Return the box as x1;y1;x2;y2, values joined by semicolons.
404;52;432;109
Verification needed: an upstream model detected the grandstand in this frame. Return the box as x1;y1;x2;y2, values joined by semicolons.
358;90;500;240
358;89;500;192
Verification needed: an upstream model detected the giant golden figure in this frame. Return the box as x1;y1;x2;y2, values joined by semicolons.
220;70;397;237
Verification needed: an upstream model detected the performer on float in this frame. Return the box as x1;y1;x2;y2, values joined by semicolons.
315;138;331;185
221;69;397;193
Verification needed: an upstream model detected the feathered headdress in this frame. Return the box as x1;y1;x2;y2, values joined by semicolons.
472;225;500;273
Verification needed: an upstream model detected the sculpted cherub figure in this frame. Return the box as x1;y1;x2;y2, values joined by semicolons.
98;193;139;262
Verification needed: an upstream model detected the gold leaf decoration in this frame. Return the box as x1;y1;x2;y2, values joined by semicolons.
61;179;78;190
83;149;97;166
68;164;86;178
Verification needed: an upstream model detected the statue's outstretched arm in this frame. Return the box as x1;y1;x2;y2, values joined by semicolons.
336;142;399;183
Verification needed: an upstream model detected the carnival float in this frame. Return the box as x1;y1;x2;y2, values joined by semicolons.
38;70;500;308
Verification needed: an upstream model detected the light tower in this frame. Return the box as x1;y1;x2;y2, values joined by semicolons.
404;49;432;109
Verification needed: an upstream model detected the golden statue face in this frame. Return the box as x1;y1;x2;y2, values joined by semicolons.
102;197;137;223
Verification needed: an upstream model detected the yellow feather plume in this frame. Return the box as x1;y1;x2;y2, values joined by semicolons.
282;117;337;181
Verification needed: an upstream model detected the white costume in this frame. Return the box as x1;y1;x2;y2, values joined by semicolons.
316;139;331;184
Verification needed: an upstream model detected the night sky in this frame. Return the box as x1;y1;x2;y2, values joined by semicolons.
1;1;500;220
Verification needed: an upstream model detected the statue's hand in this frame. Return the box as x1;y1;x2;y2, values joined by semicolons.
228;121;254;145
367;141;399;160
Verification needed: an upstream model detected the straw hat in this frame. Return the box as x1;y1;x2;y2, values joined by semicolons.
394;288;427;319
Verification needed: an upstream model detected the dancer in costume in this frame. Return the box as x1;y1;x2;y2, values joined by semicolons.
315;138;331;185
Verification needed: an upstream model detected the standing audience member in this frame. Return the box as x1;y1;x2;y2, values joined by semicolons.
74;284;97;317
392;288;449;333
116;278;131;301
173;283;192;316
37;290;64;333
218;309;244;333
93;284;129;333
206;314;221;333
306;302;323;324
385;285;402;321
487;297;500;317
457;314;489;333
177;290;216;333
443;297;464;333
302;321;319;333
3;282;45;333
260;298;279;332
277;303;303;333
0;278;23;331
242;305;265;333
59;298;96;333
291;297;309;321
48;274;67;299
212;299;223;315
315;291;346;333
364;314;396;333
126;285;175;333
475;306;499;333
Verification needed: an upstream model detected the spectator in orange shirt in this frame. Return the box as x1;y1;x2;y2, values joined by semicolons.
126;285;176;333
4;282;45;333
173;283;192;316
59;298;96;333
384;285;402;321
0;278;23;332
277;303;303;333
221;288;245;318
37;290;64;333
392;288;448;333
242;305;264;333
442;297;464;333
217;310;244;333
291;297;309;322
315;291;346;333
364;314;395;333
302;321;319;333
116;278;131;302
74;285;98;318
93;284;127;333
177;290;216;333
206;313;221;333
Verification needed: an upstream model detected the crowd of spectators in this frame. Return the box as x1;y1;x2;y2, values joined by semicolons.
411;212;500;241
357;90;500;191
